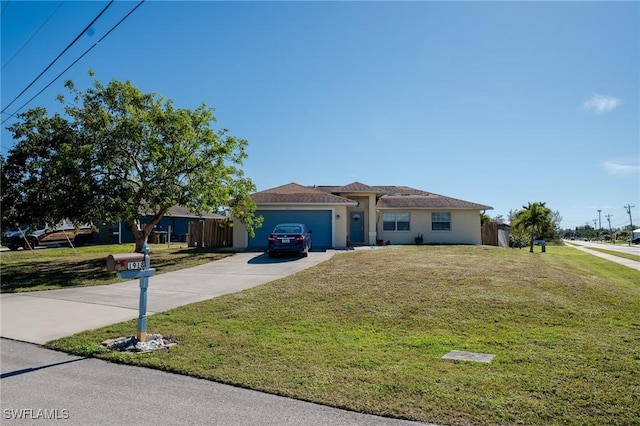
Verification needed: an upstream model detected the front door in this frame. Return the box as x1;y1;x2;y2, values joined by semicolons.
350;212;365;244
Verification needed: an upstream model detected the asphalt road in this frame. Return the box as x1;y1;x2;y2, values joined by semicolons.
563;239;640;271
563;239;640;255
1;339;428;426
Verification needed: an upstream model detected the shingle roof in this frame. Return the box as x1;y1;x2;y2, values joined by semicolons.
325;182;387;194
252;183;492;210
251;183;356;204
375;186;492;210
165;206;226;219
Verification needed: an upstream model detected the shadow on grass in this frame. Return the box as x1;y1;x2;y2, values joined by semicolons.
1;247;234;293
1;258;116;292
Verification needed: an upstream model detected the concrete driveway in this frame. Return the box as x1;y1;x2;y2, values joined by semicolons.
1;251;335;344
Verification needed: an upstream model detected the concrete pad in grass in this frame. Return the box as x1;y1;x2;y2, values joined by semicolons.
442;350;495;363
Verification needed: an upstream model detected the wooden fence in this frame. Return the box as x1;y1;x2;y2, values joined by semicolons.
187;219;233;248
482;222;511;247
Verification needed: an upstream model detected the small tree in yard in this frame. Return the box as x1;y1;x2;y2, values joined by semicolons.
2;72;261;252
512;202;553;253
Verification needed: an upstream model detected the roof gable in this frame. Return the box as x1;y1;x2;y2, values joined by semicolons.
251;183;356;204
330;181;386;194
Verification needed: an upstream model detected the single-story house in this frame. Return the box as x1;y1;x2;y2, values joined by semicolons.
232;182;492;250
97;206;226;244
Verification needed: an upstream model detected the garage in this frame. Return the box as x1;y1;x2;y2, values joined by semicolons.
248;210;332;249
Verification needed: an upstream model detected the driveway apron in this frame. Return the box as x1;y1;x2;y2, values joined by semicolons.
1;251;335;344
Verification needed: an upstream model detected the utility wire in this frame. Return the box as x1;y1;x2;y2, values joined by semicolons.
1;0;114;115
1;0;145;126
2;1;66;71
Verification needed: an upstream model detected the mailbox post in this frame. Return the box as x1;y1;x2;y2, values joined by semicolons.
106;244;156;342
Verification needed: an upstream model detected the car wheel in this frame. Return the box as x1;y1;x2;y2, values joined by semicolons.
268;251;275;258
24;237;38;250
7;244;19;251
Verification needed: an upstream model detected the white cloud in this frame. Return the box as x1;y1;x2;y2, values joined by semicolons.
603;161;640;175
582;94;622;114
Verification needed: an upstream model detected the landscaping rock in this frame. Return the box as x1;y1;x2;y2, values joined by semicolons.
101;334;178;353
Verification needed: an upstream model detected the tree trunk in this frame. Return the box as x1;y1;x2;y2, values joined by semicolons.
131;219;149;253
131;213;165;252
529;226;535;253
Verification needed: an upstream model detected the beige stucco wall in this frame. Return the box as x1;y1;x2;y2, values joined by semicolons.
333;205;349;248
233;207;482;248
376;209;482;245
232;205;350;250
232;218;247;250
341;194;378;245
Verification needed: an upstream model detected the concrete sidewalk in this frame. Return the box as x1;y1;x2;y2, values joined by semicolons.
1;251;335;344
563;240;640;271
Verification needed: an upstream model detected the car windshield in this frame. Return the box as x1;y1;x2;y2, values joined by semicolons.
273;225;301;234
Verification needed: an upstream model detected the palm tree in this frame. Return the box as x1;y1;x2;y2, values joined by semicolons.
513;202;553;253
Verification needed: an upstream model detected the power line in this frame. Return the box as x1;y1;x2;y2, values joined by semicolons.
1;1;144;126
1;1;114;115
2;1;66;71
605;214;613;234
624;204;635;229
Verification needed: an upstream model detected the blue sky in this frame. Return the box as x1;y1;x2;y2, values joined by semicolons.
2;1;639;231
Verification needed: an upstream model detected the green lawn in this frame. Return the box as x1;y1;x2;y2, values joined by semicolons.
46;246;640;425
585;247;640;262
0;244;231;293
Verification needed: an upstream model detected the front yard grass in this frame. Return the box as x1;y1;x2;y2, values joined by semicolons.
586;247;640;262
0;244;231;293
46;246;639;425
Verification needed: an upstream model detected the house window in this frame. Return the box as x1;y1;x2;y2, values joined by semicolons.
382;213;410;231
432;212;451;231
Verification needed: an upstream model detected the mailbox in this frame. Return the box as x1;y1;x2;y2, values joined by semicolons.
105;244;156;343
106;253;146;272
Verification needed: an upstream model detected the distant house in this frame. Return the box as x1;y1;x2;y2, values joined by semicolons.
232;182;492;250
98;206;226;244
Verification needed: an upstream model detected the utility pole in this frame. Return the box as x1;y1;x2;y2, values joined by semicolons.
605;214;613;243
624;204;635;246
597;209;602;230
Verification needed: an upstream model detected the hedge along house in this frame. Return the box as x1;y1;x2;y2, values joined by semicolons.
233;182;493;250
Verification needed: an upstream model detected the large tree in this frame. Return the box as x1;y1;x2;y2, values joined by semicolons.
2;72;261;251
512;202;553;253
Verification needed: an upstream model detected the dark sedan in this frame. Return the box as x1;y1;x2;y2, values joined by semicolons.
267;223;312;258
